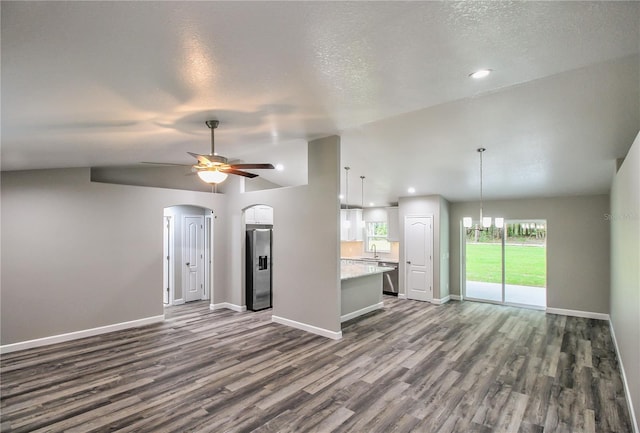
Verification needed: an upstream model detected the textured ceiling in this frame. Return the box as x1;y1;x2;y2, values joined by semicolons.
2;1;639;205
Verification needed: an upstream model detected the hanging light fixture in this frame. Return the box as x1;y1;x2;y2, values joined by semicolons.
343;167;351;228
359;175;366;231
464;148;503;231
197;169;228;184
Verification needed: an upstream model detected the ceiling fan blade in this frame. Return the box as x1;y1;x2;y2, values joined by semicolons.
188;152;214;165
221;168;259;178
228;163;275;170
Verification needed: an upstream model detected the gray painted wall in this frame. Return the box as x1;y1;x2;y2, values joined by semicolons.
610;132;640;429
398;195;450;300
1;136;341;345
224;136;342;334
449;195;611;313
0;168;229;345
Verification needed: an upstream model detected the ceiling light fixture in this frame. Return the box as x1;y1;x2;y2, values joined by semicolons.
463;148;502;232
275;163;284;171
197;169;228;184
469;69;491;79
408;187;416;194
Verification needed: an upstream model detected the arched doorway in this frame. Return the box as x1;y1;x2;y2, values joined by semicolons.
164;205;214;305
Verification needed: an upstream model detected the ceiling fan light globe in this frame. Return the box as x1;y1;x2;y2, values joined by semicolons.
463;217;473;228
197;170;228;184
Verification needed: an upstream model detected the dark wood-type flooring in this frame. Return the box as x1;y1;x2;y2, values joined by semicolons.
0;297;633;432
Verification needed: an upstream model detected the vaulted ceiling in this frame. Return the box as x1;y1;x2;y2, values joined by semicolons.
2;1;639;205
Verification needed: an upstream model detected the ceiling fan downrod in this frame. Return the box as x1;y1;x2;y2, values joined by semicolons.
205;120;219;156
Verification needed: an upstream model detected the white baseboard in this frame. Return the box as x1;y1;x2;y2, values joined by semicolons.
0;315;165;355
341;302;384;323
450;294;462;301
545;307;609;321
172;298;185;306
398;293;407;300
272;315;342;340
431;295;451;305
609;321;639;433
209;302;246;312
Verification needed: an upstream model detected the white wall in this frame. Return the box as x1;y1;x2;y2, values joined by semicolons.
0;168;229;345
449;195;610;314
610;132;640;430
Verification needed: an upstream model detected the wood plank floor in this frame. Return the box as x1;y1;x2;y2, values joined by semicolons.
0;297;633;432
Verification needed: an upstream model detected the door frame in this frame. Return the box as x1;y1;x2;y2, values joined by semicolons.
404;215;434;302
163;216;174;305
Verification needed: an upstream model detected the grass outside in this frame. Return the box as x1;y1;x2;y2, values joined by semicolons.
466;243;546;287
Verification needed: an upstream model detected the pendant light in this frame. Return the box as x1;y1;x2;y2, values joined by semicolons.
464;148;503;231
360;175;366;231
343;167;351;229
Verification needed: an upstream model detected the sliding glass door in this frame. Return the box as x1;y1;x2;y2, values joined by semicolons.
465;224;503;303
503;221;546;307
464;220;546;308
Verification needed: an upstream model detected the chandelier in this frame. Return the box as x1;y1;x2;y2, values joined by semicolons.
463;148;503;232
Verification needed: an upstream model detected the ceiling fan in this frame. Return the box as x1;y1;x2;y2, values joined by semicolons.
189;120;275;184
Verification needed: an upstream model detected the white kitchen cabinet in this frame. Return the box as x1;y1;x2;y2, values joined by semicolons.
386;207;400;241
340;209;364;241
245;205;273;225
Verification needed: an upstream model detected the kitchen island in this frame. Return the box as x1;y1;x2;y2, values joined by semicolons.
341;262;393;323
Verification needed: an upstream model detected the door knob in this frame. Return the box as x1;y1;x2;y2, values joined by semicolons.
186;262;190;266
406;261;411;264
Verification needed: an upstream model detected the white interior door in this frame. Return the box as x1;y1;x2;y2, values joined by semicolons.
405;216;433;302
183;216;204;302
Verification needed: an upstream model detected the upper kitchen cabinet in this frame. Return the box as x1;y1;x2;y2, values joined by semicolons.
340;209;364;241
386;207;399;241
245;205;274;225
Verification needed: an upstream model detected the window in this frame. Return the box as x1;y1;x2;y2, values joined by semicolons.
366;222;391;253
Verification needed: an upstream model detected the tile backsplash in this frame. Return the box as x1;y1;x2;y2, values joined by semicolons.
341;241;399;261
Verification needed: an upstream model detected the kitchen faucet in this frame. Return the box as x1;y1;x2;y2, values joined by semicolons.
372;244;378;259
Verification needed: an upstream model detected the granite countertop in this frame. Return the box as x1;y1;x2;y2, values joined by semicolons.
341;263;395;281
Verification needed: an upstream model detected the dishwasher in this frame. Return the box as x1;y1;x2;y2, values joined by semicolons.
378;261;399;296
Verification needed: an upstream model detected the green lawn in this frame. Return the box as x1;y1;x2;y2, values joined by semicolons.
466;243;546;287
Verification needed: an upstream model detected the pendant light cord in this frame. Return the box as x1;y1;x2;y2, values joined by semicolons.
478;148;486;222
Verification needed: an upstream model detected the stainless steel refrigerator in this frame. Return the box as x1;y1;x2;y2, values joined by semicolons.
246;229;272;311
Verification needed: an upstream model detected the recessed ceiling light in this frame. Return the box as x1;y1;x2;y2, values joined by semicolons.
408;187;416;194
369;202;374;207
469;69;492;79
275;163;284;171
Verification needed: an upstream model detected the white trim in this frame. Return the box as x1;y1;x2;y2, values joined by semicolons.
172;298;185;306
340;302;384;322
545;307;609;321
398;293;407;300
0;315;165;354
450;294;462;301
430;295;451;305
272;315;342;340
609;321;639;433
209;302;246;312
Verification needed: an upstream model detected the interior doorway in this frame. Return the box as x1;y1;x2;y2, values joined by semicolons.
163;205;214;305
464;219;546;308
